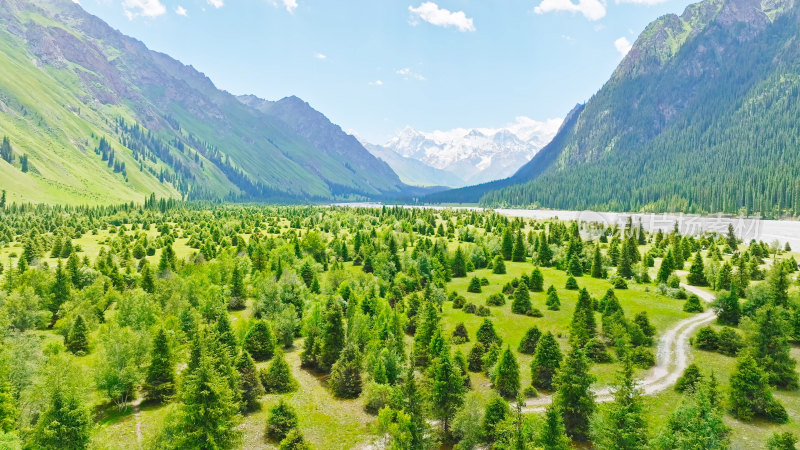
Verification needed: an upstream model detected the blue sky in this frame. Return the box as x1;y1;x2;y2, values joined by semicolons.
77;0;697;142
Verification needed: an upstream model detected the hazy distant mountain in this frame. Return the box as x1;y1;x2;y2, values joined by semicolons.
0;0;410;204
362;117;561;187
430;0;800;216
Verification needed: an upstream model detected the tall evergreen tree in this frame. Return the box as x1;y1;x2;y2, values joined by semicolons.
261;351;298;394
145;328;175;403
66;315;89;356
751;306;799;390
531;331;562;390
140;261;155;294
687;252;708;286
493;346;520;399
266;400;299;442
319;299;346;372
244;320;275;361
592;351;648;449
50;261;70;316
502;228;514;261
715;287;740;326
235;351;264;412
518;326;542;354
511;280;532;315
729;354;787;423
591;245;603;278
430;350;466;434
512;230;526;262
529;267;544;291
32;388;91;450
570;288;596;347
537;233;553;266
451;247;467;278
483;394;510;442
538;405;570;450
554;345;596;442
328;342;362;398
657;250;674;284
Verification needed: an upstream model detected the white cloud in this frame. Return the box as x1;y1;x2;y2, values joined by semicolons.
175;5;188;16
616;0;668;4
207;0;224;8
269;0;298;13
396;67;426;81
315;53;327;60
534;0;606;21
368;80;384;86
408;2;476;32
614;36;632;56
122;0;167;19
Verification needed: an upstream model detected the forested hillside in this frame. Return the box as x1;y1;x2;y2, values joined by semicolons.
433;0;800;217
0;0;409;205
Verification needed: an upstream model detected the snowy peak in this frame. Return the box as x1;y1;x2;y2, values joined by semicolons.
371;117;562;186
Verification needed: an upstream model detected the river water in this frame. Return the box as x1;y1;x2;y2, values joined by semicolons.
334;203;800;249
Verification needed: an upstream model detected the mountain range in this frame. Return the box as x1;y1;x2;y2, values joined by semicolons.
0;0;424;205
429;0;800;217
361;117;561;187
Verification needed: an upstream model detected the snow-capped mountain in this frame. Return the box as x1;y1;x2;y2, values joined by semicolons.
362;117;562;187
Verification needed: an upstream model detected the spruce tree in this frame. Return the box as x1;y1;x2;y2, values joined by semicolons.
50;261;70;316
716;262;733;291
493;346;520;399
140;261;155;294
546;286;561;311
554;344;596;442
652;379;729;449
675;364;703;393
502;228;514;260
402;365;428;449
518;326;542;354
538;405;570;450
570;288;596;347
261;351;298;394
729;354;787;423
687;252;708;286
32;388;91;450
512;230;526;262
751;306;799;390
66;315;89;356
591;245;603;278
278;429;309;450
266;400;299;442
328;342;362;398
530;267;544;291
531;331;562;390
467;342;485;372
319;299;346;372
483;394;510;442
715;287;740;326
492;256;506;274
537;233;553;266
430;350;466;433
592;351;647;449
229;264;245;309
452;247;467;278
617;246;633;279
244;320;275;361
235;351;264;413
145;328;175;403
511;280;532;315
657;250;674;284
171;356;240;448
475;319;501;348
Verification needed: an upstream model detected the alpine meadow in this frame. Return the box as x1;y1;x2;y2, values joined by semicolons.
1;0;800;450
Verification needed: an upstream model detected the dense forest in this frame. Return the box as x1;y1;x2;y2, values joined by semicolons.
0;196;797;448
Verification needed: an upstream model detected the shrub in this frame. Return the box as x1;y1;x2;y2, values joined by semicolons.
667;274;681;289
486;293;506;307
631;347;655;369
266;400;299;442
481;277;489;286
586;338;612;363
674;363;703;393
463;303;477;314
695;327;718;351
493;256;506;274
468;277;482;293
717;327;743;357
453;295;466;309
683;295;704;313
452;323;470;344
363;382;396;415
527;308;543;318
612;277;628;289
261;351;298;394
476;306;491;317
468;343;485;372
565;277;579;290
524;386;538;398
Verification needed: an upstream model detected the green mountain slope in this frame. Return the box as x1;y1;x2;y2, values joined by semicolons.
434;0;800;217
0;0;407;205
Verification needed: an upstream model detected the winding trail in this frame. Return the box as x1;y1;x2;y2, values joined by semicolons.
521;284;717;412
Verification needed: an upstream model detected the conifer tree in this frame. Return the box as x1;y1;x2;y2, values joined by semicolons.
546;286;561;311
467;342;485;372
266;400;299;442
140;261;155;294
512;230;526;262
475;319;501;348
413;301;440;366
66;315;89;356
687;252;708;286
261;351;298;394
430;350;466;433
319;299;346;372
538;405;570;450
570;288;596;347
328;342;362;398
502;228;514;260
751;306;799;390
511;280;532;315
716;262;733;291
492;256;506;274
652;378;729;449
278;429;309;450
32;387;91;450
452;247;467;278
554;344;595;442
617;246;633;279
467;276;481;293
402;365;429;449
50;261;70;316
530;267;544;291
518;326;541;354
657;250;674;284
158;245;176;274
766;262;790;307
715;287;740;326
483;394;509;442
229;264;246;309
592;351;647;449
537;233;553;266
145;328;175;403
729;354;787;423
244;320;275;361
0;362;16;433
235;351;264;412
675;363;704;393
591;245;603;278
531;331;562;390
493;346;520;399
